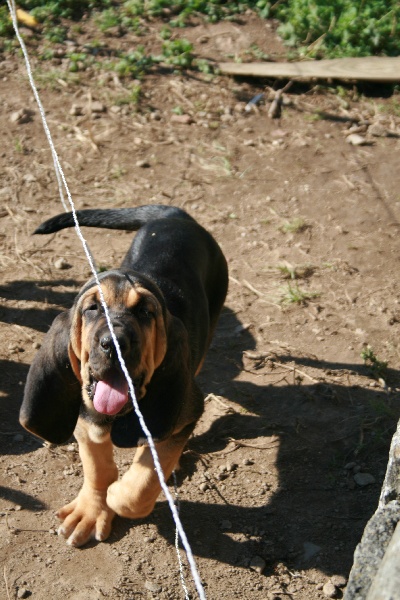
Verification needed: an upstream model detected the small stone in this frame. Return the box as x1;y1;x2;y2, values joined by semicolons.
170;114;193;125
32;341;41;350
346;134;369;146
330;575;347;588
344;462;356;470
70;104;85;116
14;504;22;511
144;580;162;593
303;541;321;560
143;535;156;543
322;581;337;598
354;472;375;486
249;555;266;574
66;444;76;452
90;101;106;113
136;159;150;168
226;462;238;472
199;482;209;492
54;258;71;270
368;123;387;137
242;458;254;465
10;108;34;125
17;588;30;599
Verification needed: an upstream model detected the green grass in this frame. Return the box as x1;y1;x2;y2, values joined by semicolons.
361;345;388;380
274;0;400;58
280;283;319;305
280;217;308;234
3;1;399;64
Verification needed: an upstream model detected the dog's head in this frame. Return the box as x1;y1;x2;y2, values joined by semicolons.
68;270;168;416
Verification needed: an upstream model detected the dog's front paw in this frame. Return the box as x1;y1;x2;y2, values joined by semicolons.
107;475;157;520
57;487;115;547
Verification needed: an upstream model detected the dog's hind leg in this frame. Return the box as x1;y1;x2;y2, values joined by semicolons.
57;418;118;547
106;424;194;519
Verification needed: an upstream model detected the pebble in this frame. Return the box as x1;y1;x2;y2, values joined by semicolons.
143;535;156;543
144;580;162;593
346;133;369;146
303;541;321;560
10;108;34;125
91;101;106;113
199;482;209;492
54;257;71;270
17;588;30;599
249;555;266;574
368;123;387;137
170;114;193;125
344;462;357;470
136;159;150;168
354;472;375;486
322;581;337;598
70;104;84;116
331;575;347;588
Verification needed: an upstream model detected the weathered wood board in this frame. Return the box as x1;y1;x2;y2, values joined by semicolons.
218;57;400;82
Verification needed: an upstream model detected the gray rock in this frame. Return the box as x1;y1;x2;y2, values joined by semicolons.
303;541;322;561
144;580;162;593
344;501;400;599
354;473;376;487
249;555;266;574
331;574;347;588
54;257;72;270
323;581;337;598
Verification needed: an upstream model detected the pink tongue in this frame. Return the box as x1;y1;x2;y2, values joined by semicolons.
93;375;129;415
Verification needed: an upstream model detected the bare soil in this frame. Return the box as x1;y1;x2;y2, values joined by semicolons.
1;11;400;600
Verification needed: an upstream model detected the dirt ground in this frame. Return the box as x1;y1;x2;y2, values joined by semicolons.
1;11;400;600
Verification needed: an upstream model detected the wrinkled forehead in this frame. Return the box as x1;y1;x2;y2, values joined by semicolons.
76;270;165;311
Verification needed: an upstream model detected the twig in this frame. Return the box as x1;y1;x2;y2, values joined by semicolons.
270;361;321;383
3;565;11;600
242;279;281;308
268;81;293;119
205;393;237;412
226;437;280;449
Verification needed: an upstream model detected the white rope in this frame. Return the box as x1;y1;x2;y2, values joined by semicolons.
173;471;190;600
8;3;206;598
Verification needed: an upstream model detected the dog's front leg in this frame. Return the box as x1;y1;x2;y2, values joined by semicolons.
57;418;118;546
107;426;192;519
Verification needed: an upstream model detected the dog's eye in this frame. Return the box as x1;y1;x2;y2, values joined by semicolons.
136;305;154;320
83;303;99;314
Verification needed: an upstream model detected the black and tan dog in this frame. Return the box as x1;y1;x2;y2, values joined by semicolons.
20;205;228;546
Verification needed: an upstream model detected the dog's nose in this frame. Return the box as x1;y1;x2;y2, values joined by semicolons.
100;335;112;354
99;333;128;356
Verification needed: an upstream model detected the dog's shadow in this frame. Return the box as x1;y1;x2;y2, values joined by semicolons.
111;306;400;579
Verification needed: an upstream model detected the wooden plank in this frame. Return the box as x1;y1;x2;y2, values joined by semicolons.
218;57;400;82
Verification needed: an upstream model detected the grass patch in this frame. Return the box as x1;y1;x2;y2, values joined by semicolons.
280;217;308;234
2;1;399;65
274;0;400;58
361;345;388;380
280;283;319;305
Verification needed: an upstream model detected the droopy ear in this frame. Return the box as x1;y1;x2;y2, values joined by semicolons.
153;306;168;369
68;295;83;380
20;311;81;444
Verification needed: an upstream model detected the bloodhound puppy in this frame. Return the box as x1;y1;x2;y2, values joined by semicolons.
20;205;228;546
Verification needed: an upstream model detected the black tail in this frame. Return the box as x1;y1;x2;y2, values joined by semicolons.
34;205;194;235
